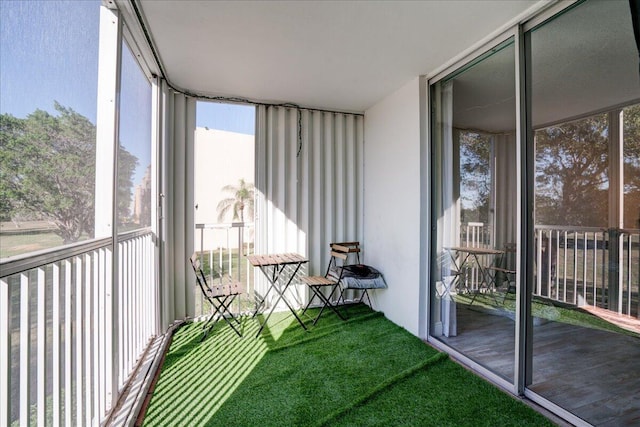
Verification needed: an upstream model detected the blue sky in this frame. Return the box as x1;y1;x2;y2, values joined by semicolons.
1;0;254;186
196;101;255;135
0;0;100;122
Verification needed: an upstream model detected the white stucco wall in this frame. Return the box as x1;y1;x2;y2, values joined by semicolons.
364;77;422;336
194;127;254;250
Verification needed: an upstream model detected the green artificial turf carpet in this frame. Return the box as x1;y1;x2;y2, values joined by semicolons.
141;304;555;427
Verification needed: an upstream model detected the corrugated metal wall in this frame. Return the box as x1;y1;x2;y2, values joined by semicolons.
255;106;364;303
161;87;196;323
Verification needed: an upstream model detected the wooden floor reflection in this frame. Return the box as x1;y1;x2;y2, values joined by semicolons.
438;303;640;426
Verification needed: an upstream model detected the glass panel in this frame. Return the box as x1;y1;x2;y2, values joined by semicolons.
0;0;100;258
623;104;640;230
430;40;517;382
528;1;640;424
535;113;609;228
117;39;152;232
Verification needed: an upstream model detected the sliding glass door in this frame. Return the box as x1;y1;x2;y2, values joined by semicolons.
526;1;640;424
430;39;518;383
430;0;640;424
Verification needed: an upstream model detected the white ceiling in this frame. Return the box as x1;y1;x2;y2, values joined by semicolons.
137;0;540;113
450;0;640;133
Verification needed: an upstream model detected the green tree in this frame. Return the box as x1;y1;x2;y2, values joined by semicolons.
0;102;138;243
534;113;609;227
216;179;255;223
117;144;138;229
459;131;492;224
0;113;25;221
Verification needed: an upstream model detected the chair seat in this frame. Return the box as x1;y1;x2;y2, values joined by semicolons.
301;276;336;286
301;274;344;325
206;282;243;298
302;242;385;326
190;253;244;338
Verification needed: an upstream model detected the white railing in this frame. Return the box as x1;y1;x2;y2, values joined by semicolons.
195;223;254;317
462;222;492;248
458;222;492;291
0;229;157;426
117;231;158;392
620;229;640;318
534;226;639;318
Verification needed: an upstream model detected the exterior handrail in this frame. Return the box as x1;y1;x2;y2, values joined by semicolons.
196;222;254;229
0;236;112;278
534;224;605;232
0;228;155;278
118;227;154;241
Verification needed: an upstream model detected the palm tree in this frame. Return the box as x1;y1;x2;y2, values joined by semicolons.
216;178;255;223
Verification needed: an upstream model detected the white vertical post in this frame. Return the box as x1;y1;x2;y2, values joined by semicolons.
120;242;126;376
593;233;598;307
144;236;150;339
626;235;632;315
95;5;121;239
37;268;46;426
93;250;102;425
135;238;139;369
75;258;84;424
150;78;160;336
84;253;93;426
562;231;567;302
552;231;558;298
536;229;542;295
583;233;587;303
0;278;10;427
64;260;72;427
117;242;123;378
19;273;30;426
96;3;121;415
52;264;61;427
100;249;112;418
227;229;232;277
573;231;584;304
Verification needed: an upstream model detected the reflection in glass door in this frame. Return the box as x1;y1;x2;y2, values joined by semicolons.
430;40;517;383
527;1;640;424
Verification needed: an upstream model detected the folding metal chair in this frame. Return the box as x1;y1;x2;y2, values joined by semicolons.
487;243;517;303
301;248;348;325
189;253;244;339
302;242;386;324
330;242;386;308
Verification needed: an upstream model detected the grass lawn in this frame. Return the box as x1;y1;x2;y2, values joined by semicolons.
0;231;64;258
141;304;555;427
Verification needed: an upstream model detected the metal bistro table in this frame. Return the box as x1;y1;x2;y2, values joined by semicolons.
444;246;504;303
247;253;309;337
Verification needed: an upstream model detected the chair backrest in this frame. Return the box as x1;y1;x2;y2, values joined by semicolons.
329;242;361;264
502;243;517;271
189;252;211;296
325;242;361;279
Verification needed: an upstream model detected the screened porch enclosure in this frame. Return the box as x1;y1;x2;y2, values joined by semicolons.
3;0;640;426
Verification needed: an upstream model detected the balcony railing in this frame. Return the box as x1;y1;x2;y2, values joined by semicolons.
0;229;157;426
456;223;639;319
535;226;639;318
194;222;255;317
